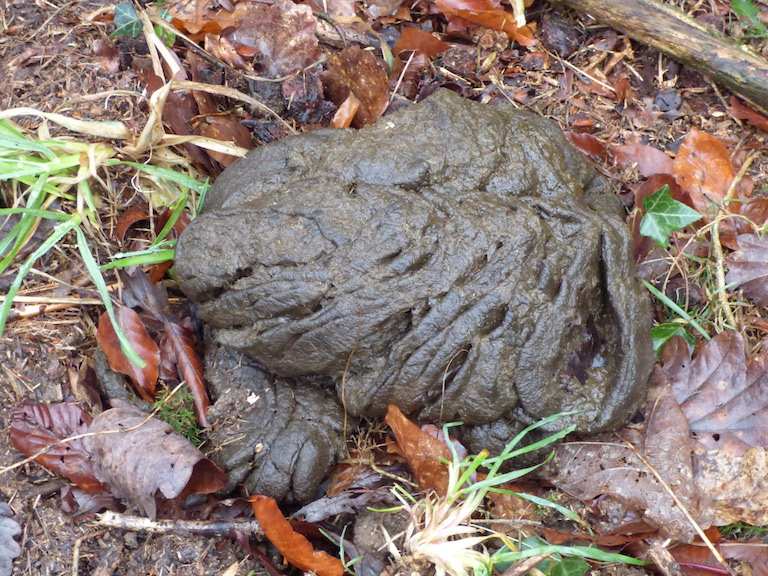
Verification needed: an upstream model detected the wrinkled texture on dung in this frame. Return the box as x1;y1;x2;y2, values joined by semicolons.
204;341;345;503
176;89;653;459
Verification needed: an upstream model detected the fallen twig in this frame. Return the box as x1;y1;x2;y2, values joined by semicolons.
96;510;263;537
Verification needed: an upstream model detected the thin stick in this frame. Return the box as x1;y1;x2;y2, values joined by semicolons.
623;439;732;573
96;510;263;537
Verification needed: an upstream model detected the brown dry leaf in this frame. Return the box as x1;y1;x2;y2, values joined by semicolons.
610;144;673;178
657;331;768;524
195;115;253;166
10;404;105;493
331;92;360;128
548;380;701;540
322;46;389;128
725;233;768;306
160;317;211;428
384;405;451;495
224;0;319;78
96;307;160;402
393;28;450;60
563;132;608;161
721;543;768;576
434;0;536;46
728;95;768;132
164;0;243;36
249;495;344;576
92;39;120;74
672;128;733;216
115;204;151;245
86;400;225;519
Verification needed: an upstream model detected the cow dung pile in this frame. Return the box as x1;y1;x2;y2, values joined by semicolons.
174;89;654;502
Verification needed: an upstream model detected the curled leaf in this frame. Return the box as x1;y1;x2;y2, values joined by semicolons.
249;495;344;576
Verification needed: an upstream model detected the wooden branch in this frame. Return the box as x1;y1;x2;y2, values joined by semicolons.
550;0;768;113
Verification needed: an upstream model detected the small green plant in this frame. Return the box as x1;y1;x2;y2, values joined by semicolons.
732;0;768;39
152;386;204;446
111;2;176;46
719;521;768;540
640;185;702;249
0;118;208;365
382;414;647;576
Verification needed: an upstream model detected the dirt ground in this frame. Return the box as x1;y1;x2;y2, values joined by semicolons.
0;0;766;574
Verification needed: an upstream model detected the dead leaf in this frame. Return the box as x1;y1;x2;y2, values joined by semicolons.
249;495;344;576
86;400;225;519
548;380;701;541
160;316;210;428
657;331;768;524
195;114;253;166
331;92;360;128
725;233;768;306
164;0;243;36
728;95;768;132
393;28;450;61
322;46;389;128
115;204;151;245
563;132;608;161
434;0;537;46
224;0;319;77
384;405;451;495
672;128;733;216
0;503;20;576
10;403;105;493
96;307;159;402
610;144;673;177
721;542;768;576
92;39;120;74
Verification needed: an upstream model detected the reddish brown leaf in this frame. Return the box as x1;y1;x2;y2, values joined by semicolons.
10;403;105;493
161;317;210;428
726;233;768;306
393;28;450;60
330;92;360;129
96;307;159;402
610;144;673;178
384;405;450;495
548;379;700;540
249;495;344;576
564;132;608;161
322;47;389;128
115;204;150;245
92;39;120;74
86;400;225;519
672;128;733;215
721;542;768;576
164;0;242;36
434;0;537;45
195;114;253;166
657;331;768;525
728;95;768;132
224;0;319;77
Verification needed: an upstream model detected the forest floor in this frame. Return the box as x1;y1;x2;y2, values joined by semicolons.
1;0;768;575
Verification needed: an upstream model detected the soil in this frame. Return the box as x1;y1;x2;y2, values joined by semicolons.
0;0;764;574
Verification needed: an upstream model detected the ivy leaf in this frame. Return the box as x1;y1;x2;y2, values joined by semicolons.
110;3;143;38
651;323;696;358
640;185;702;248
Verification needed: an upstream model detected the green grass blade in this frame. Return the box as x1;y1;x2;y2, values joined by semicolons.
0;218;80;335
641;279;711;340
109;160;210;193
152;191;188;246
74;227;146;368
492;544;648;566
99;249;176;270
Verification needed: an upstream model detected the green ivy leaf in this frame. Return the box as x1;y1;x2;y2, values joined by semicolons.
651;323;696;358
640;185;701;248
110;2;143;38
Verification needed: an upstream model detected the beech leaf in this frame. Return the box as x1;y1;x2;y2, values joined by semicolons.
0;503;20;576
10;403;105;493
249;495;344;576
672;128;734;215
640;184;701;248
725;233;768;306
96;307;159;402
85;400;225;519
384;405;451;495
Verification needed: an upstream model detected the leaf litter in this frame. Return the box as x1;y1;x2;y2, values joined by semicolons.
6;0;768;574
